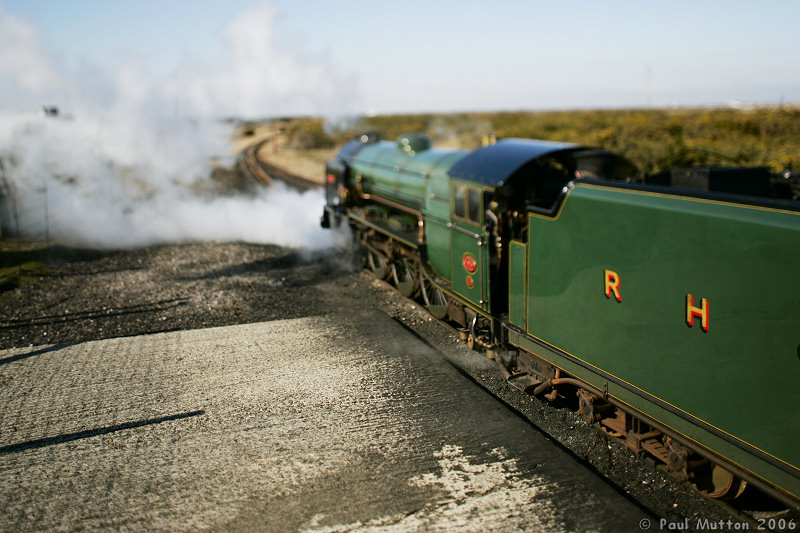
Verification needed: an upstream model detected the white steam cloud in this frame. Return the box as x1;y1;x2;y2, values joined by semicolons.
0;2;358;249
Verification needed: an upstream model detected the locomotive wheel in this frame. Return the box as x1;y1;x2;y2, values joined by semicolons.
391;257;418;297
699;465;747;500
367;248;389;279
421;272;448;319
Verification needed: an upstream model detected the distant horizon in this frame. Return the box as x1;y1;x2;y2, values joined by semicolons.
244;100;800;123
12;100;800;126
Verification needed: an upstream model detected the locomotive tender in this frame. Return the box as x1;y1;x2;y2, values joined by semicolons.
321;131;800;508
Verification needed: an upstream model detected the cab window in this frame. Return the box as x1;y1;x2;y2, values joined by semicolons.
453;183;482;225
453;184;466;218
468;188;480;223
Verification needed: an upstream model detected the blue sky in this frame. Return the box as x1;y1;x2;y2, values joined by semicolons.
2;0;799;116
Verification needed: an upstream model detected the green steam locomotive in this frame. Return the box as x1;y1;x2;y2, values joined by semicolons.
320;131;800;509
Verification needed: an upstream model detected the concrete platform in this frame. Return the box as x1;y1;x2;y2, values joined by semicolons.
0;310;648;532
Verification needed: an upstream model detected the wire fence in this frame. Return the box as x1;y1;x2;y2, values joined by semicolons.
0;157;51;246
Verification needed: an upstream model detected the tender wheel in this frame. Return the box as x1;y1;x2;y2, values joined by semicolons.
421;272;448;319
391;256;418;297
699;465;747;500
367;248;389;279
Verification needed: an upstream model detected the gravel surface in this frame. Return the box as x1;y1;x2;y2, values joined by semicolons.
0;242;360;350
0;240;743;529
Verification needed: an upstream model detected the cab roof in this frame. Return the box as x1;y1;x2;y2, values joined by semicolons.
447;138;579;186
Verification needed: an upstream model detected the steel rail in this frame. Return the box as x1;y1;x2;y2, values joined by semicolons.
237;138;320;191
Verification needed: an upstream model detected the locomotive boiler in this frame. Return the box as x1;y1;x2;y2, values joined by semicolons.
321;131;800;509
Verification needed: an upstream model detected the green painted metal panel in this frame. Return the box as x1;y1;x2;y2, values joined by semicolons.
424;217;451;281
449;178;491;313
450;221;488;312
422;152;467;281
523;183;800;495
510;330;800;502
351;141;465;212
509;240;527;327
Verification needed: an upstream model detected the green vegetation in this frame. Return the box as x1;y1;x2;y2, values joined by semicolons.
0;240;49;293
283;117;336;150
308;107;800;174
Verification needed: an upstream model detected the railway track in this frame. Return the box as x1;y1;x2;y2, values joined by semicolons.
237;138;320;191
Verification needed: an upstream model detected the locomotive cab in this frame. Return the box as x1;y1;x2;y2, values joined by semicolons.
448;140;637;316
450;139;636;222
493;148;637;219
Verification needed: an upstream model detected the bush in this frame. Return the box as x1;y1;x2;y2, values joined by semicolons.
284;118;335;149
324;106;800;173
